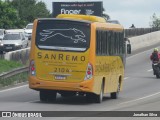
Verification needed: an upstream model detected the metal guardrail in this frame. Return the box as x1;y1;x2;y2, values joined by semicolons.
0;66;28;79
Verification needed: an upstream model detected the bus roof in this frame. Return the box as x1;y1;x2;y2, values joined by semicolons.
56;14;106;23
56;14;123;31
94;22;124;32
36;14;123;32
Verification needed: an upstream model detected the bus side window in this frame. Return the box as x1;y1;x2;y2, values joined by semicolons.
102;30;105;55
96;30;99;55
117;32;120;54
115;32;119;55
113;32;116;55
105;31;109;55
118;32;122;54
108;31;112;55
110;31;115;55
119;32;124;54
104;31;107;55
99;30;102;55
96;30;101;55
101;30;104;55
115;32;118;55
122;32;126;54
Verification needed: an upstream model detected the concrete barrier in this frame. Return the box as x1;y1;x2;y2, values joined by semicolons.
4;48;30;65
128;31;160;51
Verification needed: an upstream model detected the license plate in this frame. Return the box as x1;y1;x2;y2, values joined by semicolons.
55;75;66;80
6;47;12;49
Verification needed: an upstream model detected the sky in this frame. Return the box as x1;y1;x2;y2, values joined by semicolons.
40;0;160;28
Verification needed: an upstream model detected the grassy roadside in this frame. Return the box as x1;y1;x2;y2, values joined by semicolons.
0;73;28;87
0;59;27;88
0;59;23;73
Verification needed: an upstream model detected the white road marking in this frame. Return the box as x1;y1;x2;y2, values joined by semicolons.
0;84;28;93
127;48;153;60
26;100;39;103
147;69;153;72
119;91;160;105
124;77;129;80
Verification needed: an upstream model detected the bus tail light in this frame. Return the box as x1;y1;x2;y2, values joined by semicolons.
30;60;36;76
84;63;93;80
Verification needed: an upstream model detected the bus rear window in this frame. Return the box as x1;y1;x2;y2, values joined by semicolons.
36;20;90;52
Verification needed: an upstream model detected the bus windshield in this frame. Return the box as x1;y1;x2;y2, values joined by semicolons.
36;20;91;52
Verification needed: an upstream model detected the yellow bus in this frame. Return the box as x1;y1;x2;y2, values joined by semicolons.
28;14;131;103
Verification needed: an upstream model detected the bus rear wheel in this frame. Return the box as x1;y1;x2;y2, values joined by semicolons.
40;90;57;102
40;90;47;102
94;86;104;103
156;74;160;78
86;83;104;103
92;83;104;103
110;82;120;99
86;93;94;103
47;91;57;102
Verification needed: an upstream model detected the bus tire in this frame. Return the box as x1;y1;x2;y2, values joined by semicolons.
40;91;48;102
86;93;94;103
110;82;120;99
47;90;57;102
94;83;104;103
40;90;57;102
156;74;159;78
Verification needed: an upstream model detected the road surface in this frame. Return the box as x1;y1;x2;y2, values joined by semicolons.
0;46;160;119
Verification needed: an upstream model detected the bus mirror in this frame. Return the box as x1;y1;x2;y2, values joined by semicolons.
125;37;130;43
127;44;131;54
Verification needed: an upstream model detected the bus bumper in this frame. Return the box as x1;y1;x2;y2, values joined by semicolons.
28;76;94;93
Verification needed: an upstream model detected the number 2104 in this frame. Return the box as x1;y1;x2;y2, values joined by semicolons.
54;68;70;73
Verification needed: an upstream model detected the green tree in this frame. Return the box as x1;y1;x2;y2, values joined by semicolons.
150;13;160;28
102;11;110;20
102;8;110;20
35;1;50;18
0;0;19;29
11;0;50;27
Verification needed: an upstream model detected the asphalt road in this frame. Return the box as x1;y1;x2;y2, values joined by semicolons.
0;46;160;119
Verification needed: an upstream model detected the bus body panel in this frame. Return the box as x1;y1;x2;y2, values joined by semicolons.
29;76;94;92
94;56;124;94
29;19;38;59
34;47;89;82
